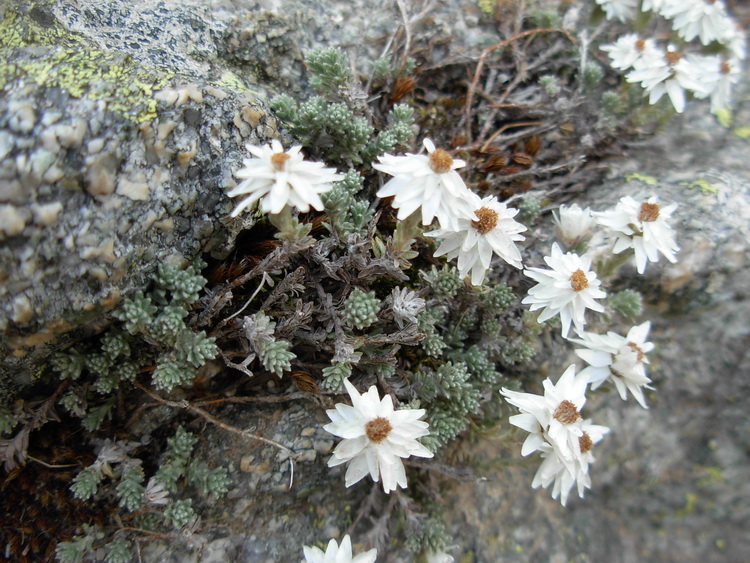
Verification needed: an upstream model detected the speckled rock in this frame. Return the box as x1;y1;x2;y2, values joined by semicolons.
0;1;290;388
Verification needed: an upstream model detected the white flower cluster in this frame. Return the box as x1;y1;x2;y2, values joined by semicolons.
524;196;678;336
502;316;658;505
376;139;527;286
501;366;610;506
510;194;676;504
597;0;746;114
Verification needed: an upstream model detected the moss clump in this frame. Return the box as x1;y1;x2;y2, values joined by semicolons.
344;288;381;330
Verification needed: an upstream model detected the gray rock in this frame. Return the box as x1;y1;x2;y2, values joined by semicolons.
0;1;289;387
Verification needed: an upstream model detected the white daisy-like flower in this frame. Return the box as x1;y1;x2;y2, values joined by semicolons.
594;0;638;22
302;535;377;563
388;287;426;328
324;379;434;494
626;45;709;113
660;0;735;46
552;203;597;250
228;140;343;216
600;34;662;72
426;194;526;285
571;321;655;408
501;365;589;461
522;243;606;338
689;54;743;113
374;138;477;230
709;58;742;113
594;195;679;274
531;418;609;506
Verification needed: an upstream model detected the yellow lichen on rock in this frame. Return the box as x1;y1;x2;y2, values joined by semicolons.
1;9;174;124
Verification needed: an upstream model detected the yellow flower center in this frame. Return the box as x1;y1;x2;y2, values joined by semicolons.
664;51;682;66
627;342;645;362
635;38;646;52
270;152;291;171
365;417;393;443
471;207;499;234
579;432;593;454
553;400;582;424
639;202;660;222
429;148;454;174
570;269;589;292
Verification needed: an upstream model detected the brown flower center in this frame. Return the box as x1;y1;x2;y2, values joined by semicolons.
635;38;646;52
627;342;645;362
553;400;582;425
471;207;499;234
664;51;682;66
270;152;291;171
365;417;393;443
721;60;731;75
579;432;593;454
429;148;454;173
570;269;589;292
639;202;660;222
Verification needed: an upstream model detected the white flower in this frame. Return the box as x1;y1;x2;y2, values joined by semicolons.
641;0;669;13
228;140;343;216
426;194;526;285
594;195;679;274
689;54;742;113
571;321;655;408
374;138;477;229
601;34;662;72
531;419;609;506
660;0;735;46
389;287;425;328
709;58;742;112
522;243;606;338
552;203;597;250
302;535;377;563
324;379;434;493
501;365;589;461
594;0;638;22
625;45;709;113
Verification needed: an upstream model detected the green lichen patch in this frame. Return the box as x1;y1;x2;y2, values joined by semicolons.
0;45;173;123
0;6;86;48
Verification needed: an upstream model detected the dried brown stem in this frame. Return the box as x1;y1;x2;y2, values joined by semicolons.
26;455;80;469
132;382;298;459
464;28;576;144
